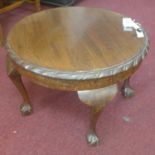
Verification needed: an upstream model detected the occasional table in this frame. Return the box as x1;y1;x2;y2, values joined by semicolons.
6;7;149;146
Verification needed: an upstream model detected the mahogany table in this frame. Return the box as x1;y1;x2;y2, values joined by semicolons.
6;7;149;146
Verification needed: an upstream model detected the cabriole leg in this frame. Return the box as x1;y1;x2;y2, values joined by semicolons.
6;56;32;115
78;85;118;146
121;78;134;98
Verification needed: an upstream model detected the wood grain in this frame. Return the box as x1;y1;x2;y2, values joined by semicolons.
7;7;146;72
6;7;149;145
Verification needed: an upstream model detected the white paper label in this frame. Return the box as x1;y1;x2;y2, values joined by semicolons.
122;18;144;38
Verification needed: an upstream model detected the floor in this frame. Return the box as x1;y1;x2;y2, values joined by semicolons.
0;0;155;155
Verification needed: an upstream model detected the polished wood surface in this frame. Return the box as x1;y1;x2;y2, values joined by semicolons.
6;7;149;146
7;7;145;72
11;58;140;90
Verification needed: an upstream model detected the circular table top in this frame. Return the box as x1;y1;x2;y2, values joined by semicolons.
7;7;149;80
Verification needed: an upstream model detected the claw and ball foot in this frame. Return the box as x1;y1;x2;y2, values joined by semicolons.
122;78;134;98
20;103;32;116
78;85;118;146
7;56;32;116
87;131;99;146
